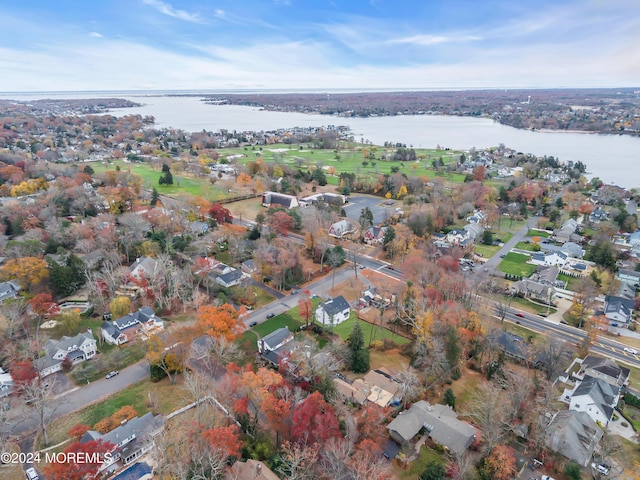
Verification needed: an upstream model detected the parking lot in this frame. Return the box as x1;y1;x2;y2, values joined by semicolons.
343;194;396;226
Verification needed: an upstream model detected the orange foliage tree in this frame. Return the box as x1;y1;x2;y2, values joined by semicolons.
44;439;114;480
0;256;48;290
484;445;517;480
195;304;247;342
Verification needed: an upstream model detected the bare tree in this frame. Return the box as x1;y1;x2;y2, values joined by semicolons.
182;371;213;423
463;383;509;452
395;365;423;403
21;377;64;447
495;369;533;423
277;441;320;480
318;438;352;480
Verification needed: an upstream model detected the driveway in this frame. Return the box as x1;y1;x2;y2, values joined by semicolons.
343;194;393;226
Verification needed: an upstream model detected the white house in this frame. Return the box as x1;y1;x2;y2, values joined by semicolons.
315;296;351;327
531;251;568;268
215;269;246;288
102;307;164;345
603;295;634;327
257;327;294;354
128;256;159;280
35;331;97;377
261;191;299;209
328;219;356;239
568;375;620;427
0;281;21;304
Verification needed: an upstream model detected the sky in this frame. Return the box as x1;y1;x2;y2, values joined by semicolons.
0;0;638;92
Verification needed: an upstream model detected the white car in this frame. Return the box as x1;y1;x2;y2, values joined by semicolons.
25;467;40;480
623;347;638;355
541;476;556;480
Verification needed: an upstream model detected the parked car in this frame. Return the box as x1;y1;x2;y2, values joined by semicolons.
623;347;638;355
105;370;119;379
266;313;275;319
500;254;506;258
249;321;258;327
541;475;556;480
25;467;40;480
591;463;610;475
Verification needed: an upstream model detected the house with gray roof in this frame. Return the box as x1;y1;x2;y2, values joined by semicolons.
128;256;159;280
568;375;620;426
511;279;555;304
257;327;294;354
215;268;245;288
545;410;603;467
0;281;20;304
316;295;351;327
575;354;630;388
617;268;640;286
603;295;634;327
387;401;476;455
34;330;97;377
328;219;356;239
82;412;164;472
102;307;164;345
261;191;299;209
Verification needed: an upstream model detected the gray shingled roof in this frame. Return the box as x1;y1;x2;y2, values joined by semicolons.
572;375;618;420
261;327;292;350
545;410;603;466
81;412;164;448
320;296;350;317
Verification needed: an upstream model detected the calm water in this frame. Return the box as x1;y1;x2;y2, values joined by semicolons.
3;93;639;188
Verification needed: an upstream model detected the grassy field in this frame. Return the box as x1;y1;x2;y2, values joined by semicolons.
251;313;302;338
557;273;578;291
474;244;500;258
40;378;188;449
529;229;551;238
92;160;231;200
498;252;536;277
515;241;538;252
326;314;411;346
506;295;557;315
621;405;640;431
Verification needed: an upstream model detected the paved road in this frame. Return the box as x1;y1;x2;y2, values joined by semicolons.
3;361;150;438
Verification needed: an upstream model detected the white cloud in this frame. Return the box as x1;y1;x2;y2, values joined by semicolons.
141;0;204;24
388;34;482;46
89;32;103;38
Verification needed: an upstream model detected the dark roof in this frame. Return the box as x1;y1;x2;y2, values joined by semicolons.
113;307;156;329
581;354;630;384
573;375;618;420
320;295;350;316
81;412;163;447
491;330;546;366
545;410;603;466
263;192;297;208
218;269;243;284
261;327;292;350
101;321;122;339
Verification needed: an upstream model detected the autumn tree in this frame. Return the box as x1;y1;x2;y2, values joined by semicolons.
195;304;247;342
29;293;59;341
291;391;340;446
109;296;132;319
10;360;38;394
269;210;296;236
67;423;90;441
297;290;313;328
57;309;82;336
44;439;114;480
0;256;48;290
208;203;233;225
483;445;517;480
145;332;187;385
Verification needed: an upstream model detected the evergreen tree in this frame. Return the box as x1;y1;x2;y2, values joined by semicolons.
348;322;370;373
420;461;446;480
444;388;456;409
382;226;395;249
150;187;159;206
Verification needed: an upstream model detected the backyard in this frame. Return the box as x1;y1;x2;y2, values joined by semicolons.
498;252;537;277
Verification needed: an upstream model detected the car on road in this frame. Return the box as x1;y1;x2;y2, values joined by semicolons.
541;476;556;480
500;254;506;258
25;467;40;480
266;313;275;319
249;321;258;327
515;312;525;318
623;347;638;355
291;289;299;294
105;370;119;379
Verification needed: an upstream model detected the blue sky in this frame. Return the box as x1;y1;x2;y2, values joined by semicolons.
0;0;638;92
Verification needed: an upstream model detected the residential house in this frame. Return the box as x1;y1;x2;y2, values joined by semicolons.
575;355;630;388
463;223;483;241
545;410;603;467
531;251;568;268
363;368;401;407
589;207;608;224
387;401;476;455
560;242;585;259
128;256;159;280
328;219;356;239
511;279;555;304
102;307;164;345
466;210;488;225
229;459;280;480
568;375;620;426
617;268;640;286
300;192;347;206
0;369;14;398
315;295;351;327
333;378;370;405
81;413;164;472
261;191;299;209
534;265;559;286
0;281;20;304
241;259;258;275
34;331;97;377
554;219;579;243
215;268;245;288
491;330;547;368
603;295;634;327
363;226;388;245
188;221;209;235
257;327;296;366
444;229;471;246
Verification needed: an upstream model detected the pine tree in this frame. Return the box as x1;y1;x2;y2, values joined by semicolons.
150;187;159;206
348;321;370;373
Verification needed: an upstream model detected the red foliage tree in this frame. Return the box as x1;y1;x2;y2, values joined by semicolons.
297;290;313;327
268;211;295;236
208;203;233;224
67;424;90;441
43;439;114;480
201;425;243;458
10;360;38;393
291;391;340;445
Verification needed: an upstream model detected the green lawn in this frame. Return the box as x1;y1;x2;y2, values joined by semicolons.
252;313;302;338
529;229;551;238
515;241;538;252
70;344;146;384
557;273;578;291
396;446;444;480
323;314;411;346
474;244;500;258
621;405;640;432
507;295;557;315
91;160;231;200
498;252;536;277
